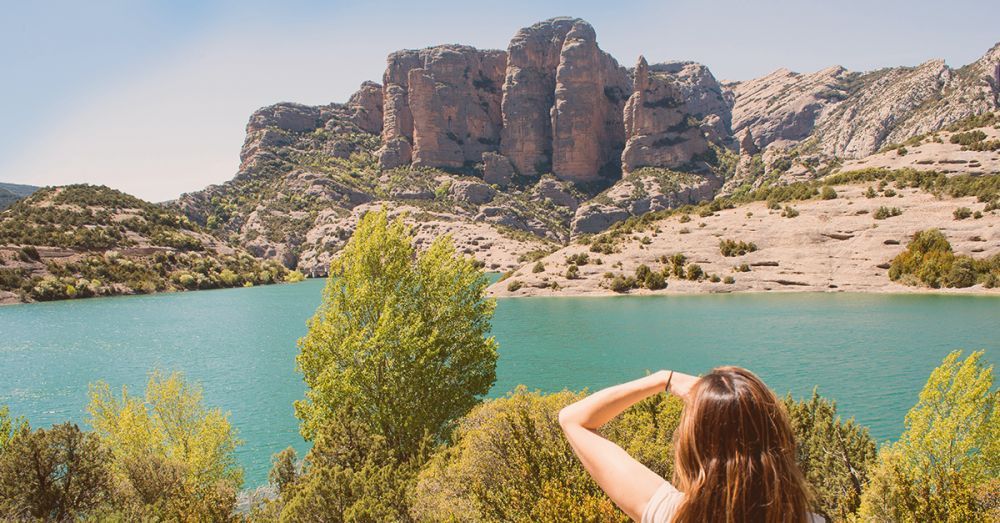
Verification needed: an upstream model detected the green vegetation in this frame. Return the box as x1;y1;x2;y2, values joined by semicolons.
858;351;998;522
782;205;800;218
532;261;545;273
874;206;902;220
719;238;758;257
0;372;240;521
954;207;973;220
0;185;198;250
821;186;838;200
565;264;580;279
889;229;1000;288
0;184;295;302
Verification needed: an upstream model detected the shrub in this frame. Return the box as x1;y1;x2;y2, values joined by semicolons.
609;276;634;293
643;271;666;290
723;276;735;284
679;214;691;223
532;261;545;273
87;371;243;519
634;264;652;281
883;188;897;197
719;239;758;257
858;351;997;522
889;229;999;288
874;206;902;220
686;264;704;281
953;207;973;220
284;270;306;283
736;263;751;273
782;205;800;218
865;186;877;198
565;264;580;280
820;186;837;200
565;252;590;266
0;422;112;521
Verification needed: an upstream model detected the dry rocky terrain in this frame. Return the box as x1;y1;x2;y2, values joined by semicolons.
490;182;999;297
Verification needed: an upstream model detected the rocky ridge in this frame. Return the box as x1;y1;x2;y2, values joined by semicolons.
167;17;999;282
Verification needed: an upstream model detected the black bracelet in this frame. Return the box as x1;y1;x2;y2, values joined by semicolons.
665;370;674;393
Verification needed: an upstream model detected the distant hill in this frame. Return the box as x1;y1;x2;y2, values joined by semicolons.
0;184;300;304
0;182;39;210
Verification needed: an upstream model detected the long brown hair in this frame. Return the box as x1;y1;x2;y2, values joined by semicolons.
671;366;813;523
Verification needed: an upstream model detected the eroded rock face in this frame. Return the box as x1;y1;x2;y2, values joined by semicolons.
348;81;384;134
649;61;731;139
621;56;710;173
247;103;323;133
571;169;720;235
727;66;850;151
377;45;506;170
727;42;1000;158
501;17;630;182
482;152;515;186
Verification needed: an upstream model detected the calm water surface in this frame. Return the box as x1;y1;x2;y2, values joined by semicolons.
0;279;997;485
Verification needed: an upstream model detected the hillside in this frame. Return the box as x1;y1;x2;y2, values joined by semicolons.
490;168;999;296
0;185;296;304
169;17;998;281
0;182;39;210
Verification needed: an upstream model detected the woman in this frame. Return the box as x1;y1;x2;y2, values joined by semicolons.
559;366;823;522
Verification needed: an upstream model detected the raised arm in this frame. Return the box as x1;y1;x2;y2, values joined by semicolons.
558;370;699;521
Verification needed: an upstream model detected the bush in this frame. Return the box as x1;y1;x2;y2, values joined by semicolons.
889;229;1000;288
723;276;735;284
781;205;800;218
0;422;111;521
532;261;545;273
858;351;998;522
865;186;877;198
507;280;522;292
719;239;758;257
686;264;704;281
874;206;902;220
609;275;636;293
412;387;681;523
565;253;590;266
565;264;580;280
953;207;973;220
736;263;750;273
643;271;666;290
820;186;837;200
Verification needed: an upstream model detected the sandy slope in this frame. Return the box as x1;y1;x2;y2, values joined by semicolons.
488;183;999;297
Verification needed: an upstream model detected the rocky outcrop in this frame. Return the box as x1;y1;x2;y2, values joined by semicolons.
648;61;731;142
727;42;1000;158
377;45;506;170
621;56;710;173
571;168;720;234
727;66;850;151
347;81;383;134
481;152;515;186
501;18;630;182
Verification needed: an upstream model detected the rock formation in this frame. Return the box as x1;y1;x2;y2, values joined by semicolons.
621;56;710;173
347;81;383;134
376;45;506;170
648;61;732;142
728;41;1000;158
501;18;630;182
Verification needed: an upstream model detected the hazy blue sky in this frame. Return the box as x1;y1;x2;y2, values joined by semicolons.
2;0;998;201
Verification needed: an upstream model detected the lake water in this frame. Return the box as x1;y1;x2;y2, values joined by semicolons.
0;279;997;486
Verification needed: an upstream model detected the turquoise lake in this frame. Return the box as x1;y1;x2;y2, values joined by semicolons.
1;279;997;486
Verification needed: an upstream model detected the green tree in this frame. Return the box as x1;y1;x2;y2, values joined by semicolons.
784;391;877;521
295;209;498;459
857;351;998;522
0;405;26;453
87;370;243;520
0;422;111;521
